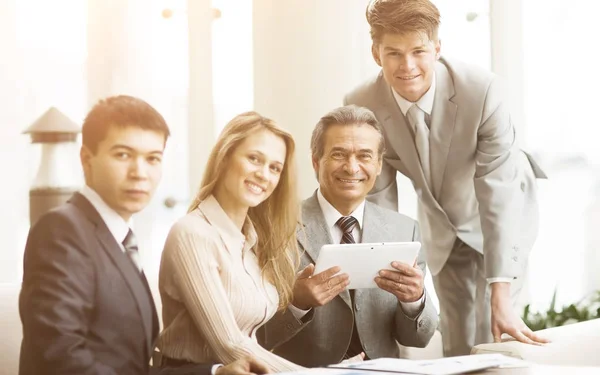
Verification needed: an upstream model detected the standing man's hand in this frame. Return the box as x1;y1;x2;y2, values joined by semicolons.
375;261;424;303
490;282;550;345
216;356;271;375
291;264;349;310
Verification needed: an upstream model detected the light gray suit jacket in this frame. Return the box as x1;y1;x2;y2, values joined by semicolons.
258;193;438;367
344;57;546;279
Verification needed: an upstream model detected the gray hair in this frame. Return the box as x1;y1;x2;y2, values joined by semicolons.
310;105;385;161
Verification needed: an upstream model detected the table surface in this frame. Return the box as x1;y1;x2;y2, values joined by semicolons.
471;365;600;374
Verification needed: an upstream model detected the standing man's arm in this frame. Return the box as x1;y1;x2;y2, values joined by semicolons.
20;214;117;375
474;77;548;345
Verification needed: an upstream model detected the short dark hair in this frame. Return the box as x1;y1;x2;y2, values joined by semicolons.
311;105;385;161
82;95;170;153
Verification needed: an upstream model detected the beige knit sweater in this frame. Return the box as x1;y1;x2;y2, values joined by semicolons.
156;195;302;372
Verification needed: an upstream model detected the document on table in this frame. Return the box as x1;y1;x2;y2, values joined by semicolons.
328;353;529;375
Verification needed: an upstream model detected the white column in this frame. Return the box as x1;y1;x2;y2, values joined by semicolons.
187;0;215;195
489;0;527;145
0;0;26;284
252;0;376;199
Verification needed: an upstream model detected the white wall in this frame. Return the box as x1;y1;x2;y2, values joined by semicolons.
253;0;378;200
0;0;89;283
0;0;28;284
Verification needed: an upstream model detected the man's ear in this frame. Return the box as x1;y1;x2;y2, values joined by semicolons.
376;156;383;176
435;38;442;60
372;44;382;67
312;155;320;181
80;145;92;177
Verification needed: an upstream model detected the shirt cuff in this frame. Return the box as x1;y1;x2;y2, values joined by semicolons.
399;293;425;318
288;304;311;320
211;364;223;375
487;277;513;284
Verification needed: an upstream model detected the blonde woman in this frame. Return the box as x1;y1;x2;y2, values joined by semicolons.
156;112;303;372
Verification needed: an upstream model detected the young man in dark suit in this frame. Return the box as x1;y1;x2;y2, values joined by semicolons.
19;95;270;375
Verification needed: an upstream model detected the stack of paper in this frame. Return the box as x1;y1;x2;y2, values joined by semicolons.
328;354;529;375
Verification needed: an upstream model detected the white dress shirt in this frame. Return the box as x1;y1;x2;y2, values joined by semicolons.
80;185;131;253
392;73;436;122
391;76;510;285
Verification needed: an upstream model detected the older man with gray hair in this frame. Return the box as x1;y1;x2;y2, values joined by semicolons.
259;105;438;367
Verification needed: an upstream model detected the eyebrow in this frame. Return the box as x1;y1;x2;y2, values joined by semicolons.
330;147;374;154
384;45;427;52
249;150;284;165
110;144;164;155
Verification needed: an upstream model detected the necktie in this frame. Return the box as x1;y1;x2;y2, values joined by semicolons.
123;229;142;272
337;216;358;244
336;215;366;359
406;104;431;186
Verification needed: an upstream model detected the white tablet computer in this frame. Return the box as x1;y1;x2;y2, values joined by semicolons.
313;242;421;289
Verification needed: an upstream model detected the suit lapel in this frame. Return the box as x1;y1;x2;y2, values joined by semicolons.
69;193;156;354
361;202;389;243
430;59;457;199
354;203;387;306
298;193;351;307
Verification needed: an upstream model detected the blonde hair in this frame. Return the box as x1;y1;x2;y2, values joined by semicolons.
188;111;300;310
366;0;441;43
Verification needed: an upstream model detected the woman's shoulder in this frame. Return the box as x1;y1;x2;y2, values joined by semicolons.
166;209;220;245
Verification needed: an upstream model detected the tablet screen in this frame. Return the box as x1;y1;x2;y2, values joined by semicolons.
313;242;421;289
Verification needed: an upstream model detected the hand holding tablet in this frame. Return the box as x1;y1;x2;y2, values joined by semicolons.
313;242;421;289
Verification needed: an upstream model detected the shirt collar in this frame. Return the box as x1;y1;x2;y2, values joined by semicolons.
197;195;258;252
317;189;365;232
392;72;437;116
80;185;131;246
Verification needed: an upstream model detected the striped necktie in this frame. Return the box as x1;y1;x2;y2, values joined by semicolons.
123;229;142;272
336;215;365;359
337;216;358;244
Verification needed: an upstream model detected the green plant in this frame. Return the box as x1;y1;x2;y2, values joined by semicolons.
522;289;600;331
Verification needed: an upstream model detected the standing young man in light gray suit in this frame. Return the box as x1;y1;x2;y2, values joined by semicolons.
344;0;549;356
259;106;438;366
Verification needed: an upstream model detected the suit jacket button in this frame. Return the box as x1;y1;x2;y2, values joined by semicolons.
512;256;518;262
418;320;424;328
286;323;294;330
513;245;519;252
355;305;360;311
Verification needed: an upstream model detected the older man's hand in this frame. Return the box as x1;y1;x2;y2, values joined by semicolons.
291;264;349;310
375;261;424;303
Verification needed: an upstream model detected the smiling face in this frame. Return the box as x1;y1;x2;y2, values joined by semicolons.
372;31;440;102
213;128;287;218
81;125;165;221
313;123;383;215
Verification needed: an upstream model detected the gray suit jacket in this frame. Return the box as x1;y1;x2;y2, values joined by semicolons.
344;57;545;279
259;193;438;367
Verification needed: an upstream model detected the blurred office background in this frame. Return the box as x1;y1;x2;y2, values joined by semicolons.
1;0;599;315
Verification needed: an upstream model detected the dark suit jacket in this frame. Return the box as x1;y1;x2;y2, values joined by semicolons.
18;192;166;375
260;193;438;366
